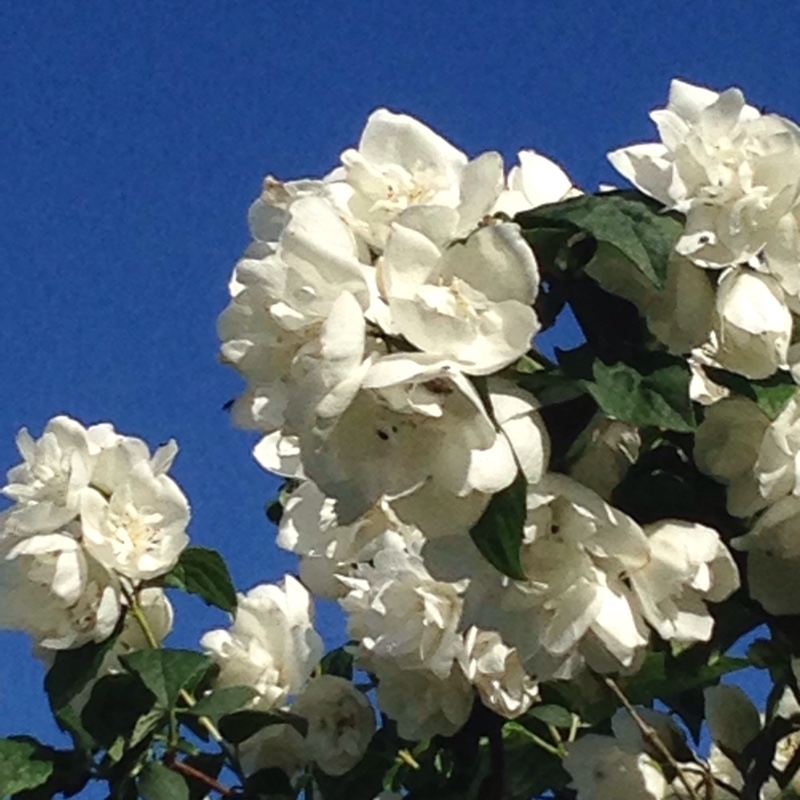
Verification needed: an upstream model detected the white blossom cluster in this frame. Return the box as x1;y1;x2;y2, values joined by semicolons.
0;415;188;650
219;110;741;744
609;79;800;383
201;576;375;777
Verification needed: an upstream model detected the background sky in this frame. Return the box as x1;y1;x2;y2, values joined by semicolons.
0;0;796;773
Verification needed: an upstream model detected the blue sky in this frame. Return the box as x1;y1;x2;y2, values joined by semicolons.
0;0;793;760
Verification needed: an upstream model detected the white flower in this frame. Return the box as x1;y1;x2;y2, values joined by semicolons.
629;520;740;643
340;533;465;678
80;459;190;581
492;149;577;217
301;354;511;523
708;269;791;380
694;396;771;517
0;528;121;650
609;79;800;270
704;685;762;756
379;220;540;375
331;108;503;248
201;576;324;709
372;658;473;740
238;722;308;779
293;675;375;776
3;416;99;535
564;734;667;800
754;391;800;504
460;627;538;718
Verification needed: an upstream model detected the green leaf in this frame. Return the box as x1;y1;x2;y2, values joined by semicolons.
242;767;294;799
0;738;54;798
704;367;797;420
469;472;528;581
500;723;570;800
45;633;121;713
561;348;696;432
181;685;257;723
121;649;212;710
217;710;308;744
138;761;189;800
319;646;355;680
517;190;683;288
526;704;574;729
81;673;161;751
162;546;237;613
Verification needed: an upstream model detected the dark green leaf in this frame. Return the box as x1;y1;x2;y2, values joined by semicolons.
162;547;237;613
469;472;527;581
121;649;212;710
242;767;294;799
218;710;308;744
517;191;683;288
526;704;574;729
560;348;696;432
501;723;570;800
81;673;160;751
181;685;257;723
319;646;355;680
137;762;189;800
45;633;121;714
704;367;797;420
0;738;54;798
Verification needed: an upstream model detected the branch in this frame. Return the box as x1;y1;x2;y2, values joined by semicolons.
165;752;236;798
604;677;704;800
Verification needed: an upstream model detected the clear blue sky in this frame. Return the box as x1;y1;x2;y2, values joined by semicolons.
0;0;793;759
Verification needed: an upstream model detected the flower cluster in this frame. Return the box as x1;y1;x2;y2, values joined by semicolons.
219;109;742;745
201;576;375;777
0;415;188;650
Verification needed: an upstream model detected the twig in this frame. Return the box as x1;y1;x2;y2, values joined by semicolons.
604;677;703;800
165;752;235;797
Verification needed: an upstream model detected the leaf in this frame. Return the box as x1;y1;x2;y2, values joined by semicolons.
217;710;308;744
517;190;683;288
45;633;121;713
500;723;570;800
81;673;160;751
704;366;797;420
242;767;295;799
469;472;528;581
162;547;237;613
180;753;226;800
0;739;54;798
560;348;696;432
526;704;574;729
121;649;212;710
181;685;257;723
137;761;189;800
319;646;355;680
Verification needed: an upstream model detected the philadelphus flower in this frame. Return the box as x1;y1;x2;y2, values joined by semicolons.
609;79;800;272
201;576;324;709
492;149;577;217
0;527;120;650
629;520;740;643
292;675;376;776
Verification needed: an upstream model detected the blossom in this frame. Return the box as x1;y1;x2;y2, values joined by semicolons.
0;528;121;650
201;576;324;709
492;149;577;216
629;520;739;643
378;220;540;375
330;108;503;248
339;532;465;678
79;459;190;581
609;79;800;271
292;675;376;776
460;627;539;718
